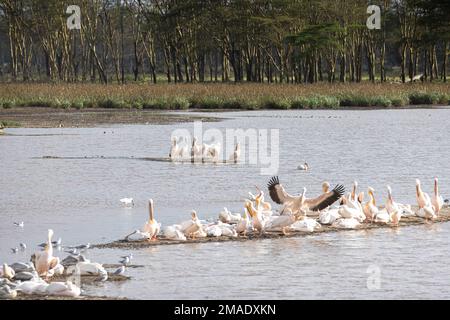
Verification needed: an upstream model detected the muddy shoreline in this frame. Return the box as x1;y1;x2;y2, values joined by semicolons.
1;105;449;128
0;107;222;128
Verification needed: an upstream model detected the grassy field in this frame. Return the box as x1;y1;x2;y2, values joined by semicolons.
0;83;449;111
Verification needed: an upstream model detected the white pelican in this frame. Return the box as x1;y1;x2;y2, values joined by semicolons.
142;199;160;240
322;182;330;193
205;224;222;237
266;209;303;235
203;142;221;163
432;178;444;215
35;229;60;277
338;206;365;222
386;186;402;225
254;187;272;212
363;187;379;222
318;208;341;225
163;226;187;241
245;201;266;234
218;207;241;224
267;176;345;213
217;222;238;237
120;198;134;207
357;192;365;204
125;230;150;242
416;179;431;209
66;261;107;276
332;218;361;229
2;264;15;280
290;217;322;232
46;281;81;297
350;181;358;201
191;137;203;161
176;136;190;160
416;206;437;220
229;143;241;163
180;211;203;239
169;136;180;160
297;162;309;171
374;209;391;224
236;209;251;235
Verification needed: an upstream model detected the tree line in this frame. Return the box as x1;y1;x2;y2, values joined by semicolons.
0;0;448;84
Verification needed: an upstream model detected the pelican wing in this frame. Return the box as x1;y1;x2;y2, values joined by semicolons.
267;176;298;205
307;185;346;212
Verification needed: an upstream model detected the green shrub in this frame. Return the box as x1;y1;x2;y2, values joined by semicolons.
262;97;291;109
0;120;21;127
409;92;439;105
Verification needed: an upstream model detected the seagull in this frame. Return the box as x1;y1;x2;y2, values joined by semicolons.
65;248;78;255
13;222;24;228
68;243;90;251
11;248;19;254
120;256;131;266
120;254;133;261
113;266;126;276
120;198;135;207
19;243;27;251
38;238;62;248
297;162;309;171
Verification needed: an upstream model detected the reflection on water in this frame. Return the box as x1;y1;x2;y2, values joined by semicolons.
1;109;450;299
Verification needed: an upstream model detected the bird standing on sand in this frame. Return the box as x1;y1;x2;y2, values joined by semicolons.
432;178;444;215
114;266;126;276
142;199;160;241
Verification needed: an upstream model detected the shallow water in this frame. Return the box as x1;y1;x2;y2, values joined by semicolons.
1;109;450;299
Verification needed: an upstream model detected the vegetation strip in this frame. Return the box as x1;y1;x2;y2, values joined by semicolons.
0;84;449;112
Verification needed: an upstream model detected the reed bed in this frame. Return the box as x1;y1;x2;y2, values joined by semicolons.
0;83;449;110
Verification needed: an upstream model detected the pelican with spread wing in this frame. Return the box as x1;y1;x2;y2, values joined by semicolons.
267;176;345;213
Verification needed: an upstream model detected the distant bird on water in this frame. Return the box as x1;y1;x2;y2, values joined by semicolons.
120;198;135;207
297;162;309;171
14;222;24;228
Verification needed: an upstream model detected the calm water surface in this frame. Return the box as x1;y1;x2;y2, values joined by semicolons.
1;109;449;299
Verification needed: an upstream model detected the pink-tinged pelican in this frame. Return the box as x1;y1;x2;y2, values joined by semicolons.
322;182;330;194
431;178;444;215
350;181;358;202
142;199;160;241
416;179;431;209
180;211;203;239
267;176;345;213
245;201;266;234
35;229;60;277
386;186;402;226
363;187;379;222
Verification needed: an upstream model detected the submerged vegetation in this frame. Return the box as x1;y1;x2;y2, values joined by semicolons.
0;83;449;111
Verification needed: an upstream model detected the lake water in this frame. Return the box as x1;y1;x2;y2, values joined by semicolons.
1;109;449;299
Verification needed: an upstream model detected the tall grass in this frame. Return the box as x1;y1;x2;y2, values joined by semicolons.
0;83;448;110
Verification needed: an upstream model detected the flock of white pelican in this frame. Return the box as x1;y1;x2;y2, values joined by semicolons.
169;136;240;163
0;227;126;299
124;176;447;243
1;174;448;299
